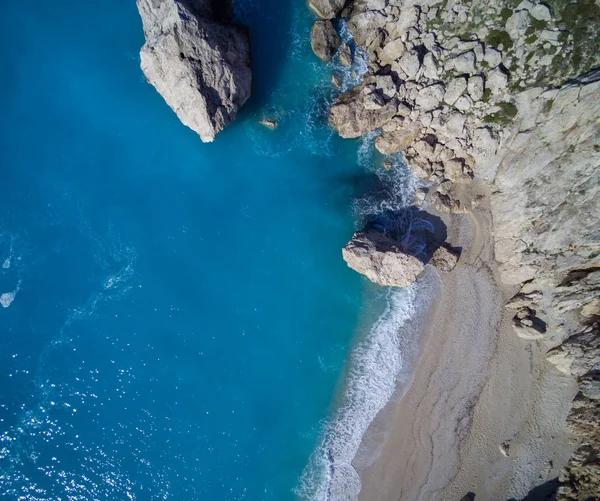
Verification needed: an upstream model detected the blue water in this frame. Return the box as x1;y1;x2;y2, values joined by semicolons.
0;1;418;500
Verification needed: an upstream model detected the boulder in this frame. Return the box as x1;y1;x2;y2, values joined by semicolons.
342;230;425;287
311;20;341;61
309;0;346;19
397;50;421;79
137;0;251;142
444;77;468;105
505;10;531;40
487;68;509;94
330;83;398;138
446;51;476;74
416;83;445;111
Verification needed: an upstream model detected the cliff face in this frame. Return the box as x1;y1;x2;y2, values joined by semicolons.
137;0;251;142
316;0;599;498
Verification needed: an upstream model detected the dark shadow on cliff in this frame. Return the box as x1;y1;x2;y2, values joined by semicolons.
231;0;293;115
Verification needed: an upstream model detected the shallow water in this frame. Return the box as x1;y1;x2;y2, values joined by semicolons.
0;1;417;500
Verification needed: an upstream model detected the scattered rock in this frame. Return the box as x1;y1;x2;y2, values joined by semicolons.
487;68;509;94
339;43;353;66
468;75;485;101
311;20;341;61
258;118;277;129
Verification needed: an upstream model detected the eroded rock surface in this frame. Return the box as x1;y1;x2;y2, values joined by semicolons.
311;20;341;61
318;0;600;496
137;0;252;142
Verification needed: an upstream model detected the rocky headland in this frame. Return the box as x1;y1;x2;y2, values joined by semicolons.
310;0;600;499
137;0;251;142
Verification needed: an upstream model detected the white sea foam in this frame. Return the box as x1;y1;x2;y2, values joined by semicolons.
296;286;418;501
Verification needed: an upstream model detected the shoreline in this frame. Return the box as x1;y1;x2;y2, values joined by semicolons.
353;183;578;500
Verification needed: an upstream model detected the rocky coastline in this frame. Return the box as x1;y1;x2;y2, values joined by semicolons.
310;0;600;499
136;0;251;142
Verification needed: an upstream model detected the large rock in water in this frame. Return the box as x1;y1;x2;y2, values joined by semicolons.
342;230;425;287
310;20;341;61
137;0;252;142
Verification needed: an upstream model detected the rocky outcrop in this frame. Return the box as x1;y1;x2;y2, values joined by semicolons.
342;230;425;287
342;229;459;287
309;0;347;20
317;0;600;497
311;20;341;61
137;0;252;142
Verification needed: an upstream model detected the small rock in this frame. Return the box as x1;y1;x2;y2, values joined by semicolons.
484;47;503;67
530;4;551;22
455;95;472;111
443;158;464;181
311;20;341;61
487;68;509;94
258;118;278;129
332;73;343;89
430;244;460;272
446;51;476;74
339;43;353;66
467;75;485;101
380;38;406;64
383;160;393;170
444;77;468;105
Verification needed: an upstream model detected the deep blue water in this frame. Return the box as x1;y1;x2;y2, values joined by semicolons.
0;1;378;500
0;1;420;500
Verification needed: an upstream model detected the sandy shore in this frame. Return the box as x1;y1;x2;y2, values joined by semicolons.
353;181;578;501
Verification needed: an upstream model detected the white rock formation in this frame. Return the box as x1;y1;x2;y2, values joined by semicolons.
137;0;251;142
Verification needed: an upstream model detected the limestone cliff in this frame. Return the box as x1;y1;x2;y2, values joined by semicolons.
315;0;600;498
137;0;251;142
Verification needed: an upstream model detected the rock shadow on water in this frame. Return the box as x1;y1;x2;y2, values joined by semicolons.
232;0;293;116
365;207;461;267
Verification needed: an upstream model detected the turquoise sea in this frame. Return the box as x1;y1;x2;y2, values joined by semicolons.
0;1;419;500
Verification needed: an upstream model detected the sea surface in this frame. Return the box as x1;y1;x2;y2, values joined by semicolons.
0;1;418;500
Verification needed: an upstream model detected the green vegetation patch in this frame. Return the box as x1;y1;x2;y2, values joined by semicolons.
501;7;513;22
486;30;514;51
483;101;519;126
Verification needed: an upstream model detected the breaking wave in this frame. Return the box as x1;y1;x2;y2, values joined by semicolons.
296;286;418;501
